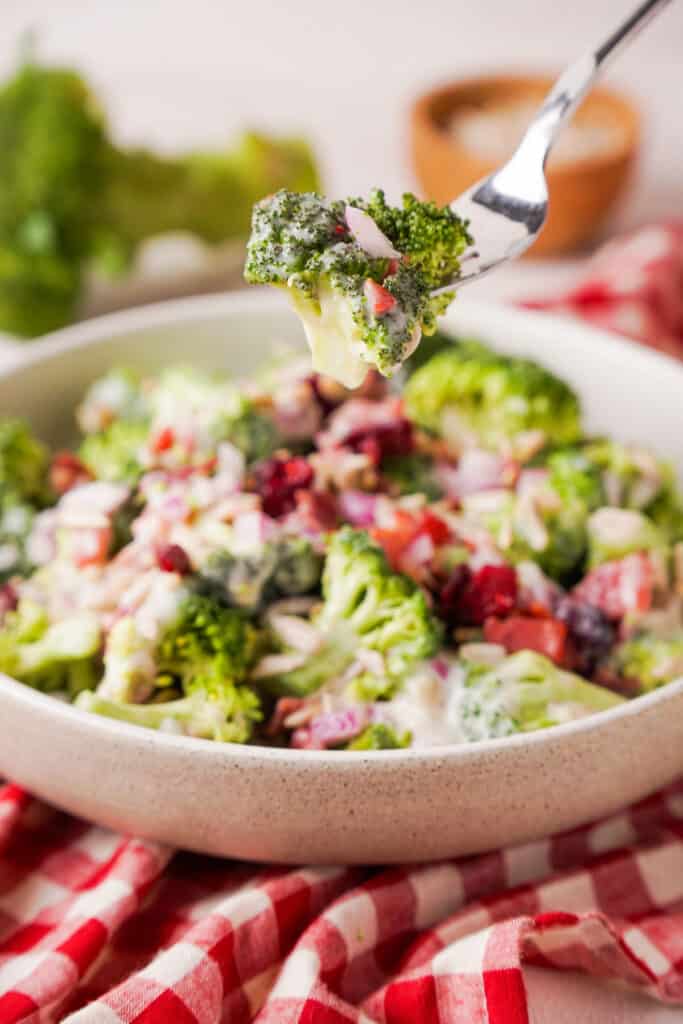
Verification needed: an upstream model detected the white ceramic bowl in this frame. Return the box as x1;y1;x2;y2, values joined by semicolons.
1;291;682;864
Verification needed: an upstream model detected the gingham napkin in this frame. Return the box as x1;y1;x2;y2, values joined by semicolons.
0;780;682;1023
521;220;683;359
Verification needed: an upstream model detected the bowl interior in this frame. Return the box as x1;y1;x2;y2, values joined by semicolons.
1;292;682;862
4;290;679;475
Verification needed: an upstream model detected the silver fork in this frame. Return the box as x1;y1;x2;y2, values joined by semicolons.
436;0;674;292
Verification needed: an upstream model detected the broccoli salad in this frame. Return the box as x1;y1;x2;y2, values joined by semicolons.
2;335;683;751
244;189;471;387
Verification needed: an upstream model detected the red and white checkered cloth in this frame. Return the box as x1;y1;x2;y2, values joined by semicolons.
522;220;683;359
0;779;683;1023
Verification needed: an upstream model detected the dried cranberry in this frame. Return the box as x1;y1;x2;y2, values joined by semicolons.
157;543;192;575
0;582;18;623
438;564;471;622
439;564;518;626
345;419;414;465
50;451;93;495
556;597;616;674
252;456;314;518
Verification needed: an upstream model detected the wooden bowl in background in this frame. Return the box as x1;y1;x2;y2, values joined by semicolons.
410;74;641;257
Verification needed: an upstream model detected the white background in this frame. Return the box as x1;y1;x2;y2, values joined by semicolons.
1;0;681;219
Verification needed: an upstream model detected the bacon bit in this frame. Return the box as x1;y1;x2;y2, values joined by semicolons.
419;511;451;547
345;419;414;465
484;615;568;664
355;370;389;401
334;223;347;236
572;553;654;621
592;666;643;698
72;526;112;568
386;258;399;276
372;508;424;570
151;426;176;454
372;507;450;580
49;452;93;495
364;279;397;316
157;543;192;575
294;489;339;531
265;697;306;737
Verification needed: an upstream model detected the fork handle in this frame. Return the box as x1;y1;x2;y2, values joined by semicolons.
520;0;673;165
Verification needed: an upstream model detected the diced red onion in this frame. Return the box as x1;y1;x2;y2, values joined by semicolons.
431;656;450;680
344;205;400;259
231;510;279;549
403;531;434;566
292;706;371;750
449;450;510;499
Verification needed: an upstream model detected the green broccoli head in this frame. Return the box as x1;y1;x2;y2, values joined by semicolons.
198;537;322;612
79;420;148;483
263;527;443;696
0;61;109;337
456;650;624;742
158;592;263;690
244;189;469;387
84;592;266;742
149;366;278;464
351;189;472;290
404;340;581;451
612;633;683;692
382;453;443;500
76;684;261;743
0;491;36;582
582;440;683;545
546;449;604;510
346;723;412;749
0;599;101;695
463;487;588;584
221;405;278;464
0;418;50;503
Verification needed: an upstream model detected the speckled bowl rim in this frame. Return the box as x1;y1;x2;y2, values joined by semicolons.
3;289;682;767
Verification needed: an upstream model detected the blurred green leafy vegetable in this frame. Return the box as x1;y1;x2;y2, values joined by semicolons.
0;60;320;338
